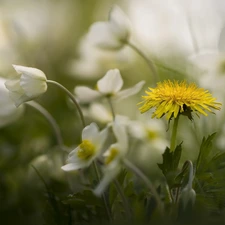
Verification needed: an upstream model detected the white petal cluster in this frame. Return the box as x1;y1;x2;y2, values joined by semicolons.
61;123;108;171
0;77;24;128
5;65;47;107
75;68;145;103
87;6;131;50
94;117;128;196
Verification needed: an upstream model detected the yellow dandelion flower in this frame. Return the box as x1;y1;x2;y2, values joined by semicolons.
138;80;221;120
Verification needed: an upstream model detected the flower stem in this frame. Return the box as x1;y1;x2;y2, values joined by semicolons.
126;41;159;83
26;101;64;149
107;97;115;120
170;116;180;152
93;161;113;222
113;179;132;220
123;158;164;215
47;80;85;128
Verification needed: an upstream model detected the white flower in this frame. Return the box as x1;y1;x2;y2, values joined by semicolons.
5;65;47;107
93;117;128;196
75;68;145;103
61;123;108;171
87;5;131;50
89;103;113;124
188;26;225;97
0;77;24;128
128;118;168;152
67;34;132;80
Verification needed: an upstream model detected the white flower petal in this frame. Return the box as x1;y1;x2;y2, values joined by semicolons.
115;80;145;101
9;92;31;107
5;79;22;92
13;65;47;80
74;86;101;103
89;103;113;123
97;69;123;94
20;73;47;97
88;22;123;50
0;78;24;127
93;162;121;196
92;127;108;155
189;51;221;72
82;123;99;141
61;161;90;171
112;119;128;151
109;5;131;41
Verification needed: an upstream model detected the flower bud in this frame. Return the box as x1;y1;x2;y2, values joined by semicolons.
5;65;47;107
180;187;196;210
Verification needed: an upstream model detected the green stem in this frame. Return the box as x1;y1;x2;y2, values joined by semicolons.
123;158;164;215
93;161;113;222
47;80;85;128
107;97;115;120
113;180;132;220
170;116;180;152
26;101;64;149
126;41;159;83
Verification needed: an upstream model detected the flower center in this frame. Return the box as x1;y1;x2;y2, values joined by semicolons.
77;140;95;160
146;130;158;140
105;148;119;165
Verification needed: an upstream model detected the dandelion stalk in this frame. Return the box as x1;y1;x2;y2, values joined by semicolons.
170;115;180;152
123;158;164;215
126;41;159;83
47;80;85;128
26;101;64;149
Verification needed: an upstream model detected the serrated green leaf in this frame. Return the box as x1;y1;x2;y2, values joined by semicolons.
196;133;216;173
157;143;182;188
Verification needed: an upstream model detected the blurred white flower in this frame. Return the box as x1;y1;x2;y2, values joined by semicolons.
93;117;128;196
128;119;168;152
188;26;225;97
87;5;131;50
75;68;145;103
89;103;113;124
126;0;223;72
5;65;47;107
61;123;108;171
68;32;134;80
0;77;24;128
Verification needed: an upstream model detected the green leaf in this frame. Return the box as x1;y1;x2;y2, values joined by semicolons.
157;143;182;188
196;133;216;173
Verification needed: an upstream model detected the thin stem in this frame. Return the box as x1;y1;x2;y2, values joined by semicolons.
170;116;180;152
113;180;132;220
123;158;164;215
107;97;115;120
93;161;113;222
26;101;64;148
47;80;85;128
126;41;159;83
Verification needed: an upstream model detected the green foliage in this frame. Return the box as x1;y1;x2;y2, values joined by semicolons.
194;133;225;217
158;143;182;189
